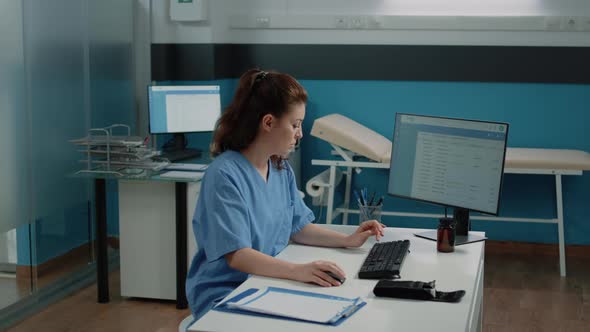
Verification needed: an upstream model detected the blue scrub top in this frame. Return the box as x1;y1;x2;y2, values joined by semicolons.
186;150;314;320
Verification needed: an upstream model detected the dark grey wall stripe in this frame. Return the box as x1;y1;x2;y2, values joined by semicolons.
151;44;590;84
151;44;216;81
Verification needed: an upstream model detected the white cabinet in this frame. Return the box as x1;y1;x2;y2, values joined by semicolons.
119;180;200;300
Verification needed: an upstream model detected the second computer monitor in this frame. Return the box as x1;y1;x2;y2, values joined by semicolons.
148;85;221;161
388;113;508;216
148;85;221;134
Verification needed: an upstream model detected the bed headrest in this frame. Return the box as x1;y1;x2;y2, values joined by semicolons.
310;114;392;163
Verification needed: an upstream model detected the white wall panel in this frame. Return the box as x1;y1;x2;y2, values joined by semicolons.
152;0;590;46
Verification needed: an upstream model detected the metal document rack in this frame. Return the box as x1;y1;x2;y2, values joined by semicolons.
71;124;169;176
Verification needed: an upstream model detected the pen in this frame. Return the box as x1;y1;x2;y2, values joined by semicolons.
376;196;384;207
369;196;384;224
358;189;365;206
353;190;362;206
368;191;376;206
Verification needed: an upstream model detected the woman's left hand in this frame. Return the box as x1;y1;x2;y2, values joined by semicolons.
345;220;386;248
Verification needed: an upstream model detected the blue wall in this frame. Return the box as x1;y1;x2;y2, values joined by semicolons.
299;80;590;245
18;72;587;266
102;78;590;256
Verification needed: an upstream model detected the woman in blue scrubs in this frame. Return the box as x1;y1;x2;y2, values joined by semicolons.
186;69;385;321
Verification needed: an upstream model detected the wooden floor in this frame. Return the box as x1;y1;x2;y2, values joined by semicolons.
7;243;590;332
483;249;590;332
7;271;189;332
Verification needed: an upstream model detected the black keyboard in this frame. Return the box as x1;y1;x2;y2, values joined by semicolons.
160;148;202;162
358;240;410;279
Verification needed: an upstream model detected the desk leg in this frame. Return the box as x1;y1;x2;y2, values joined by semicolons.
342;167;352;225
175;182;188;309
95;178;109;303
555;175;566;277
326;166;336;224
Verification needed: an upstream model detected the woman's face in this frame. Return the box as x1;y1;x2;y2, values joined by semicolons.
269;102;305;157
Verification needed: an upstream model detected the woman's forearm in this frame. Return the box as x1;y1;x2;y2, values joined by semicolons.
225;248;297;279
290;224;350;247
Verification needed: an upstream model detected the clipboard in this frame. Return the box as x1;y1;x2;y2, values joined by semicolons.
213;287;366;326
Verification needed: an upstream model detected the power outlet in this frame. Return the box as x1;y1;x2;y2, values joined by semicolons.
334;16;349;29
582;17;590;31
255;16;270;28
562;16;580;31
350;16;366;29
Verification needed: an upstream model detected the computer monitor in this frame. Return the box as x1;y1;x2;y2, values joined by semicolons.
388;113;509;245
148;85;221;161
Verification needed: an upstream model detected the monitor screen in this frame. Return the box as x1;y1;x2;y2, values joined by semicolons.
388;113;508;215
148;85;221;134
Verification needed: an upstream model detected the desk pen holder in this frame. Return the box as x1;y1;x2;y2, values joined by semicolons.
358;204;383;223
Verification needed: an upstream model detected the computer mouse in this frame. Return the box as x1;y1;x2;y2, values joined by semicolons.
325;271;345;284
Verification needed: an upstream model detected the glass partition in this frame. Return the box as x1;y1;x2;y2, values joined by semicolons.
0;0;29;235
0;0;33;313
24;0;93;292
87;0;134;272
1;0;135;326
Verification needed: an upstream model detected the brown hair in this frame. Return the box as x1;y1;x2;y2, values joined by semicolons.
210;68;308;169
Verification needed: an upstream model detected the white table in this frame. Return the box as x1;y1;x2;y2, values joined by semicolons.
75;170;203;309
312;148;590;276
189;225;485;332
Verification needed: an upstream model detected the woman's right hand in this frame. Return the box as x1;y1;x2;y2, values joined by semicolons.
292;260;346;287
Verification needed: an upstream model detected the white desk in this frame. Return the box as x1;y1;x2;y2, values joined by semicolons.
312;148;590;277
189;225;485;332
75;171;203;309
119;180;200;302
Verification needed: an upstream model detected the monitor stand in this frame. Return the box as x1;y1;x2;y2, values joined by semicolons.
414;208;487;246
160;133;202;162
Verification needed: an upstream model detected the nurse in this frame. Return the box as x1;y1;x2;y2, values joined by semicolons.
186;68;385;321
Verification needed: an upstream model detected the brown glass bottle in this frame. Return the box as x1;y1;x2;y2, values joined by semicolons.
437;218;456;253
